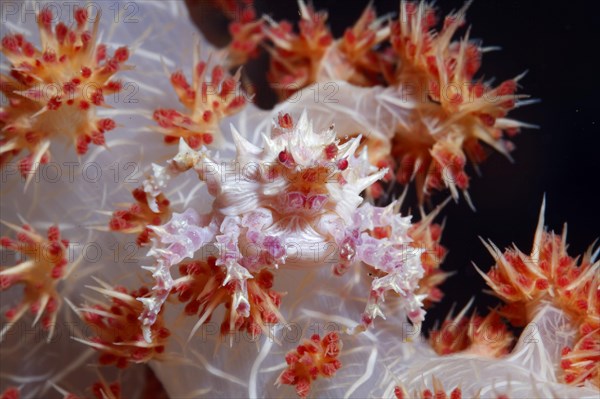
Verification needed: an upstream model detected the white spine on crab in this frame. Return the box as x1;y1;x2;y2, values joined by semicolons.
142;139;204;212
216;215;253;316
143;163;172;213
358;203;426;326
140;208;218;342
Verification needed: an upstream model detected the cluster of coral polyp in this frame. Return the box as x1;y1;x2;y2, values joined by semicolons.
216;0;264;68
428;307;514;358
0;224;70;340
265;1;388;94
76;284;170;368
3;382;122;399
173;259;283;340
277;332;342;398
407;203;449;306
66;380;122;399
260;1;532;204
137;111;426;344
152;55;246;149
0;6;129;179
109;187;172;246
394;376;512;399
477;202;599;387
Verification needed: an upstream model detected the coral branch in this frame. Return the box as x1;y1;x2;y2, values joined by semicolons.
385;1;533;203
220;1;264;67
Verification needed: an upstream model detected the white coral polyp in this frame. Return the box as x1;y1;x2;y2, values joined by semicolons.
139;111;425;341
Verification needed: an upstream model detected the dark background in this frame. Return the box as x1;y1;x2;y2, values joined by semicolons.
190;0;600;330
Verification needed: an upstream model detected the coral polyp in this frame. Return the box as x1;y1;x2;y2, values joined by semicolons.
0;6;129;182
277;332;342;398
394;377;463;399
384;1;533;203
0;387;20;399
394;376;513;399
174;258;283;340
265;1;333;98
220;1;264;68
0;223;71;341
75;284;170;368
109;186;172;246
259;0;534;205
265;1;389;97
477;199;599;386
153;49;246;149
407;203;449;306
428;306;513;358
58;378;122;399
327;4;390;86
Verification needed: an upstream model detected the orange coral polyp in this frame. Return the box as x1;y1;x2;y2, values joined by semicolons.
79;285;170;368
0;387;20;399
153;58;246;149
384;1;531;203
478;200;600;386
277;332;343;398
428;310;514;358
266;1;389;97
407;205;450;307
0;7;129;179
265;2;333;97
109;187;171;246
174;259;283;340
225;2;264;68
394;376;513;399
0;224;70;340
